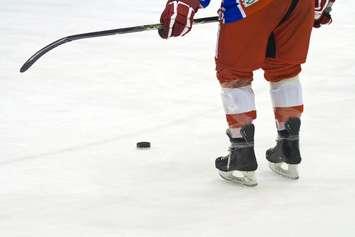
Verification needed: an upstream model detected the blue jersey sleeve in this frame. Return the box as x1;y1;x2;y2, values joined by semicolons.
199;0;211;8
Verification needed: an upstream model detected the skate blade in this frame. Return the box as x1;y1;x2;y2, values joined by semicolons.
269;162;299;179
218;171;257;187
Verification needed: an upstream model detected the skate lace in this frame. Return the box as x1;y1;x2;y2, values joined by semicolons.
277;135;299;141
230;142;254;149
220;153;230;160
222;143;254;169
220;142;253;161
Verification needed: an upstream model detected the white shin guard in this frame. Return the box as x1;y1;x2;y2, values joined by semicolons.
221;85;256;115
270;76;303;108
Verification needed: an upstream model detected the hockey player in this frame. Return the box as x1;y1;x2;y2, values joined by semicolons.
159;0;335;186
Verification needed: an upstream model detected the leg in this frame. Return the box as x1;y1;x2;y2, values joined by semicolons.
267;75;303;179
215;67;258;186
262;0;314;178
214;0;293;186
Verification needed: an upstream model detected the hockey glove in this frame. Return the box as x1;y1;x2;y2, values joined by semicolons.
314;0;336;28
159;0;200;39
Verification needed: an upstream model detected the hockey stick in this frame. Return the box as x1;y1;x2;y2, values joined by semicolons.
20;16;219;73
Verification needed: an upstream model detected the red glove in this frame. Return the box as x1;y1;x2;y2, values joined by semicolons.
314;0;335;28
159;0;200;39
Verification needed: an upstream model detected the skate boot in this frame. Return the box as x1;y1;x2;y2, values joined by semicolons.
215;124;258;187
266;117;301;179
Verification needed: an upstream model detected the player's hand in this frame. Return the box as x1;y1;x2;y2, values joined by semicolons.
314;0;335;28
159;0;200;39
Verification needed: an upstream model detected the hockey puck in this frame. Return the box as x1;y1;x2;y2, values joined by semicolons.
136;142;151;149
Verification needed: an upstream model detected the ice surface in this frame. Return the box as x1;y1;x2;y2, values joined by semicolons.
1;1;355;236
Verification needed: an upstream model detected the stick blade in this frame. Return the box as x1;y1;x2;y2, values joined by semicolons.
20;62;31;73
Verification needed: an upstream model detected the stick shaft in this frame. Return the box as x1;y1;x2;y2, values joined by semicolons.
20;16;219;73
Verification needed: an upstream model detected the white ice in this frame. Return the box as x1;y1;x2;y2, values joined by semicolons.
1;0;355;236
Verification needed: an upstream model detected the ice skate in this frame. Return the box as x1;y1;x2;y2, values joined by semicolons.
266;117;301;179
216;124;258;187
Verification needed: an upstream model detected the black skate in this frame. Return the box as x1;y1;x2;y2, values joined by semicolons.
215;124;258;186
266;117;301;179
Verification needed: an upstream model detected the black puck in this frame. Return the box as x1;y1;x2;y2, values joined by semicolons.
136;142;151;149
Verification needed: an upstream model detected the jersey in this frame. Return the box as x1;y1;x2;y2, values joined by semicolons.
200;0;273;23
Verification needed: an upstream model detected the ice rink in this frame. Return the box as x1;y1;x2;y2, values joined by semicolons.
1;0;355;236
